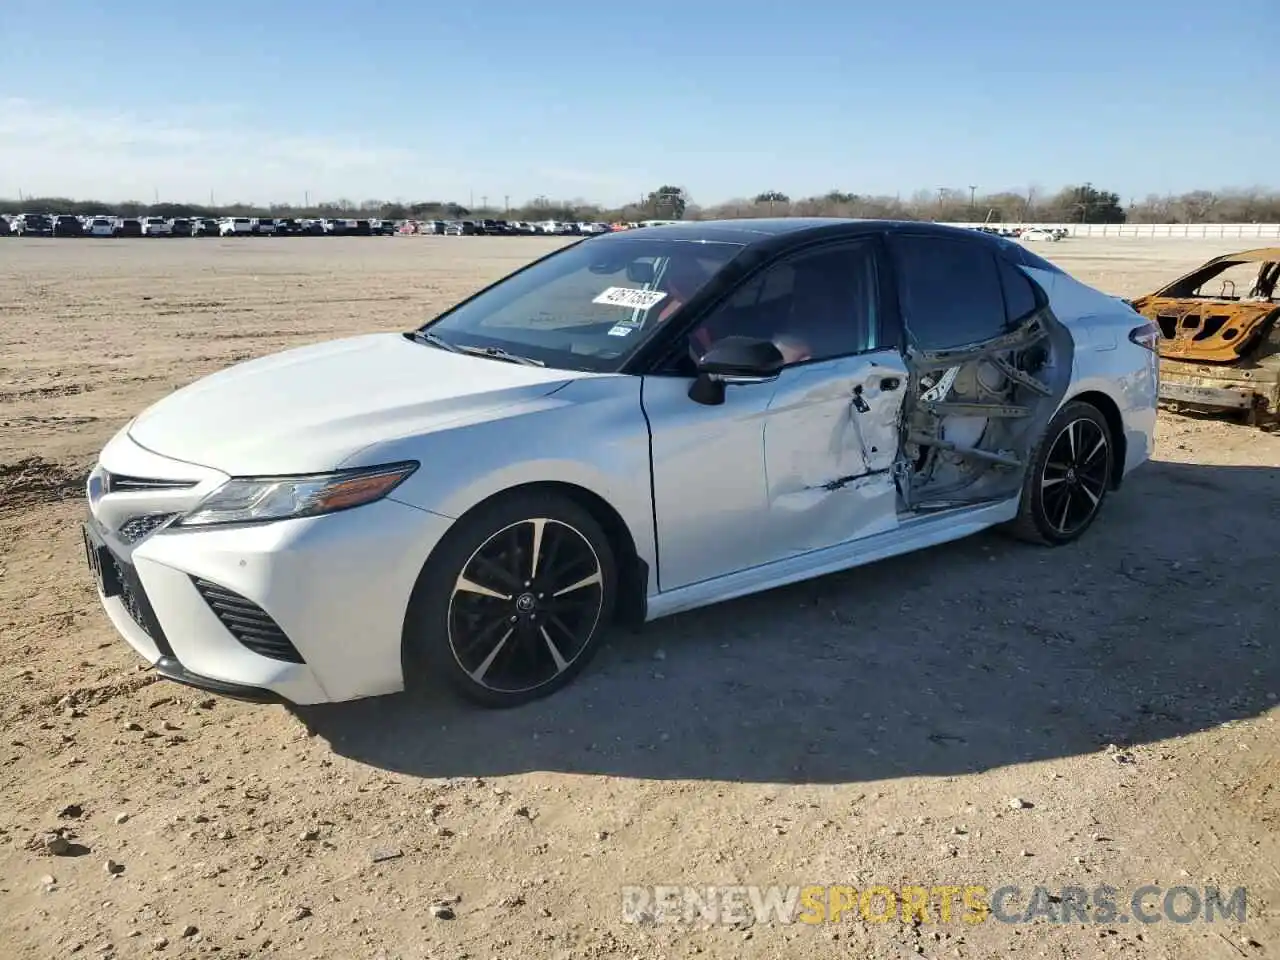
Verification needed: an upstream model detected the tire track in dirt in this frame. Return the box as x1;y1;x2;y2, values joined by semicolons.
0;457;87;512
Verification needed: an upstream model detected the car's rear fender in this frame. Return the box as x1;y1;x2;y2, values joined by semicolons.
1022;265;1158;480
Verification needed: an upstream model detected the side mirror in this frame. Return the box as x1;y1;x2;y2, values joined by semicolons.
688;336;784;405
697;336;785;379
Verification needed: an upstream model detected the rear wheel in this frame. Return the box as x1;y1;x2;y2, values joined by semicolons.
1008;400;1114;545
404;492;616;707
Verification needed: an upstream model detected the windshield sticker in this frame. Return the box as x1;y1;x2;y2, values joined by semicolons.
593;286;668;310
607;324;635;337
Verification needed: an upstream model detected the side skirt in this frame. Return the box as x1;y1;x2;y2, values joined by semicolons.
644;497;1019;621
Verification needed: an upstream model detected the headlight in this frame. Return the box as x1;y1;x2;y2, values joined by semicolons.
174;461;418;527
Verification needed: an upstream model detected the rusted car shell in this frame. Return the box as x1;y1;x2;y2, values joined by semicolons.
1129;248;1280;420
1157;355;1280;417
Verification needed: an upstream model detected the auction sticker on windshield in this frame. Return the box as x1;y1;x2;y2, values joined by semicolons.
593;287;668;310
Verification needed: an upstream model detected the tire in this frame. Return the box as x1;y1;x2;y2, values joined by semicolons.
1007;400;1115;545
403;491;617;708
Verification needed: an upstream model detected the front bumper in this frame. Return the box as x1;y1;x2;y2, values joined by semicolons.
86;431;454;704
153;656;284;702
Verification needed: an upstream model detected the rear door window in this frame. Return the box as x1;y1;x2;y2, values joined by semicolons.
888;234;1010;350
997;259;1041;324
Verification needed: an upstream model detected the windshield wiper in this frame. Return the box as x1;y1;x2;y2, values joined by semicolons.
405;330;544;367
454;343;545;367
405;330;462;353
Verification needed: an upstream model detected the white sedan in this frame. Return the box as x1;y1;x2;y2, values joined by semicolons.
83;217;115;237
83;219;1158;708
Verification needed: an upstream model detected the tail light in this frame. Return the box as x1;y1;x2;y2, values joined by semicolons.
1128;321;1160;352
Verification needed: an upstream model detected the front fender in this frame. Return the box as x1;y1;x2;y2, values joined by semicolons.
363;376;659;579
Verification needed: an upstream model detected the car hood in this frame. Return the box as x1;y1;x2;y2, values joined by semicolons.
128;333;590;474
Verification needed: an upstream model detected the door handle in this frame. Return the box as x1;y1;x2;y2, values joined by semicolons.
850;384;871;413
879;377;901;391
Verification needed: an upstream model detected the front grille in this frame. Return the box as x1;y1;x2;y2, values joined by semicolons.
104;471;198;493
191;578;305;663
117;513;178;544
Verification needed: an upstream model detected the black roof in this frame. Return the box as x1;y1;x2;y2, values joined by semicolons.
600;217;1063;273
606;217;989;245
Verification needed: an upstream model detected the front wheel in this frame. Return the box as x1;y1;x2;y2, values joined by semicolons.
404;492;616;707
1008;400;1115;545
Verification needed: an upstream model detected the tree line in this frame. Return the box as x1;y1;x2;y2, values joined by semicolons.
4;184;1280;225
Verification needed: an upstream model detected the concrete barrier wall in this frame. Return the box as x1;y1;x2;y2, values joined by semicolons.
943;222;1280;240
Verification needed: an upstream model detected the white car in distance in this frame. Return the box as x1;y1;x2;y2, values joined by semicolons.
219;217;252;236
141;217;173;237
84;217;115;237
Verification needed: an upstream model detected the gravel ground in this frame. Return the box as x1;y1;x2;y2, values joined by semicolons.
0;235;1276;960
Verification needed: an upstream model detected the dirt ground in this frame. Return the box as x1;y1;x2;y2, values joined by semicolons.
1;235;1276;960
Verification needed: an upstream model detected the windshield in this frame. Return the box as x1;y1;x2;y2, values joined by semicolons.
420;237;744;371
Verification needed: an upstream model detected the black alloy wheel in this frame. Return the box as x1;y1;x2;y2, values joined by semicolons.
449;518;604;693
1009;400;1115;545
1039;416;1111;538
405;492;616;707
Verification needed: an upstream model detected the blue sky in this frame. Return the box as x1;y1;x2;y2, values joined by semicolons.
1;0;1275;207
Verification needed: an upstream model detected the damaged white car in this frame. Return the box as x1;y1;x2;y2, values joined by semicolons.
83;219;1159;708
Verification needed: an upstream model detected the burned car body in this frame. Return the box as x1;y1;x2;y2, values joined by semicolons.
1129;248;1280;422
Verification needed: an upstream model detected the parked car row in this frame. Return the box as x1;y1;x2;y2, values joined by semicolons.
972;225;1070;241
400;218;639;236
0;213;401;237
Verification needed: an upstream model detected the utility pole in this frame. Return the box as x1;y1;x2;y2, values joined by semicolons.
304;190;309;208
481;195;488;211
504;195;509;212
968;185;977;218
154;187;159;204
469;189;474;209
